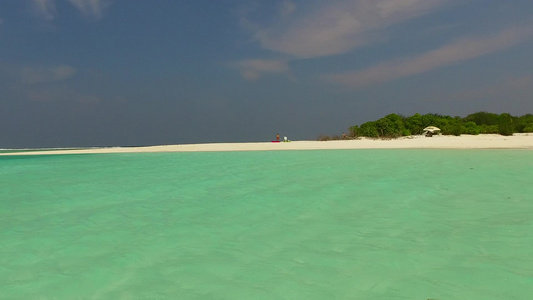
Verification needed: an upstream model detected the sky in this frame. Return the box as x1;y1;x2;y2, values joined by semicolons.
1;0;533;148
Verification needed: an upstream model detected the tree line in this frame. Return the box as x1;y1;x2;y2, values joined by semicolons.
344;112;533;139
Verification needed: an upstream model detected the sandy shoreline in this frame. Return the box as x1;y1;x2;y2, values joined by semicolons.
1;134;532;156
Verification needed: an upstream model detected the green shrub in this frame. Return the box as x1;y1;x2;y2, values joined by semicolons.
374;114;407;138
463;121;481;135
523;124;533;133
517;114;533;132
464;112;499;125
359;121;379;137
450;126;463;136
498;113;515;136
480;125;499;134
348;125;359;137
442;123;462;136
405;113;424;135
347;111;532;139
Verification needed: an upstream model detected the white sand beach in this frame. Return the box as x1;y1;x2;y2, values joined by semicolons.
1;134;532;156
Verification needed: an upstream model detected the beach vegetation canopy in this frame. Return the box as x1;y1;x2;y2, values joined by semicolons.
339;112;533;139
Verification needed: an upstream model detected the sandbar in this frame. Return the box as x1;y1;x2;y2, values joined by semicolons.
1;134;532;156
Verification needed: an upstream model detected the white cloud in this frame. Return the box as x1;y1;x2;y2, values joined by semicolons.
31;0;57;20
232;59;289;80
20;64;77;84
243;0;446;58
325;26;533;88
66;0;111;19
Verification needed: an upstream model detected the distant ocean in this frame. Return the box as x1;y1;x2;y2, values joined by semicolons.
2;150;532;299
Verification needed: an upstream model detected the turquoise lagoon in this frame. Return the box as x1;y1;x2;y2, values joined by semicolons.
1;149;532;299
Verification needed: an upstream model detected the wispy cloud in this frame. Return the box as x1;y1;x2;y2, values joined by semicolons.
27;0;111;21
232;59;289;80
425;76;533;114
1;63;101;104
25;86;101;104
20;64;77;84
67;0;112;19
420;23;460;36
242;0;446;58
30;0;57;20
325;26;533;88
279;1;296;17
456;76;533;100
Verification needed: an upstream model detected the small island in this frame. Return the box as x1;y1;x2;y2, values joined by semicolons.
319;111;533;140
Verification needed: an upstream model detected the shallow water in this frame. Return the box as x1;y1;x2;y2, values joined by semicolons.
1;150;532;299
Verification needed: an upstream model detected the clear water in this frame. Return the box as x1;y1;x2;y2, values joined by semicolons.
1;150;532;299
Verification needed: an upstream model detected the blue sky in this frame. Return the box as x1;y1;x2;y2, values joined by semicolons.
1;0;532;147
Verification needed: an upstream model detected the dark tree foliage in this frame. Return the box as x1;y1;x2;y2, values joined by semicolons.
348;125;359;137
404;113;424;135
517;114;533;133
497;113;515;136
464;112;499;126
358;121;379;138
376;114;407;138
347;112;532;138
440;117;463;136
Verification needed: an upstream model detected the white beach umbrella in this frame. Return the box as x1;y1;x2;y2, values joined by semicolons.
423;126;441;133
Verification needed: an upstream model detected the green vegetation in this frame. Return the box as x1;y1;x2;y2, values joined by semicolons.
319;112;533;140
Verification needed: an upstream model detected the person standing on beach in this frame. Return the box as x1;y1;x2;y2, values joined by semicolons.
276;133;280;142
